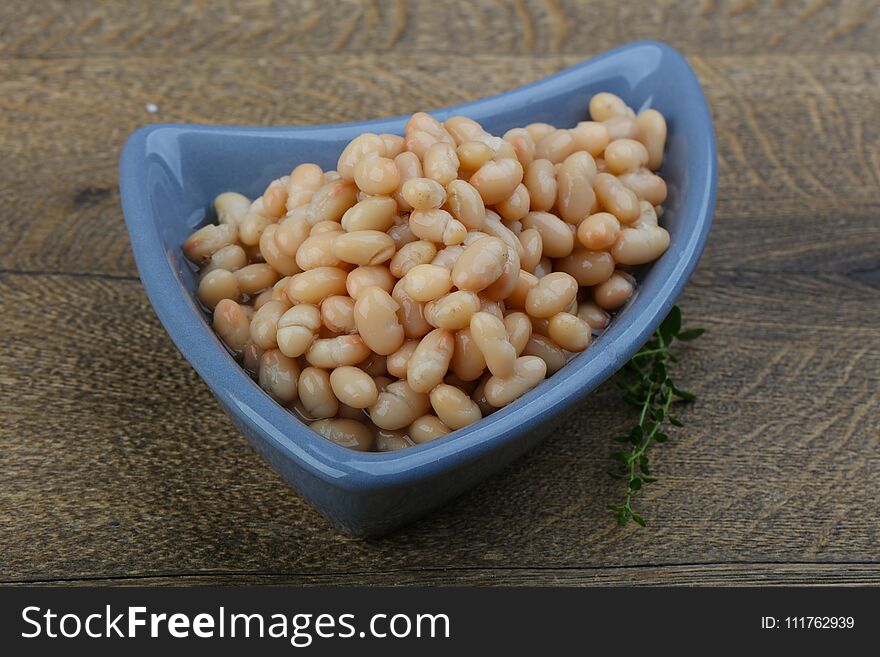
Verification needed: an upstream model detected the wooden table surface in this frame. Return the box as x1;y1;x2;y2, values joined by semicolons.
2;1;879;587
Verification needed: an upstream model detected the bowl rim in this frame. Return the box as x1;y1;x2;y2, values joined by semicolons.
120;40;717;492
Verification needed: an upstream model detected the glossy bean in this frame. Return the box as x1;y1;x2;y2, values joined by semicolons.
505;270;538;310
274;211;311;256
408;414;451;444
214;192;251;226
450;327;487;382
556;151;598;224
239;209;270;246
337;133;386;181
594;172;640;224
286;267;348;304
457;140;495;176
569;121;610;157
589;92;634;121
445;180;486;230
468;158;524;205
407;328;455;393
402;264;453;302
554;248;615;286
593;271;635;309
258;349;300;403
525;272;579;318
399;178;446;213
523;159;557;212
392;280;432;339
235;263;279;295
484;356;547;407
353;286;405;355
409;209;467;245
451;236;506;292
393;151;423;212
604;139;649;175
429;384;482;430
249;299;287;349
305;335;371;368
310;418;374;451
504;312;532;356
502;127;535;167
387;340;419;379
422;142;460;186
275;304;321;357
298;367;339;420
522;334;566;375
183;223;238;262
424;290;481;330
602;115;639;140
618;169;668;206
521;211;574;258
548;312;591;352
577;300;610;330
390;240;437;278
369;380;431;430
495;183;530;222
307;179;359;225
518;228;543;272
375;430;414;452
286;163;324;210
443;115;487;145
636;109;667;170
320;295;356;334
198;268;240;308
481;243;521;301
481;213;524;258
332;230;396;266
577;212;620;250
466;311;515;379
213;299;250;353
202;243;248;275
380;133;405;158
534;129;576;164
525;122;555;143
353;155;400;196
345;265;395;300
340;196;398;232
430;245;464;271
610;220;670;265
329;366;379;409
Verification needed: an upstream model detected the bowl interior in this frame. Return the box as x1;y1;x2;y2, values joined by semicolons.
121;41;716;488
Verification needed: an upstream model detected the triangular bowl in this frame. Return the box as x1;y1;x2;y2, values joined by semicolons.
120;40;716;537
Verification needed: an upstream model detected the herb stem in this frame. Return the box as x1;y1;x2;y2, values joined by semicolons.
607;306;704;527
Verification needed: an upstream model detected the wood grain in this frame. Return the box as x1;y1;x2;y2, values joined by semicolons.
1;0;877;57
1;0;879;586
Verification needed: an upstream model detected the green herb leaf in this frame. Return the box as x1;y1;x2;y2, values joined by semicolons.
658;306;681;343
606;305;704;528
672;386;696;402
677;328;705;341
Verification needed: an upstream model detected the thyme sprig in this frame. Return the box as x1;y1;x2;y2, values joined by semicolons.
607;306;704;527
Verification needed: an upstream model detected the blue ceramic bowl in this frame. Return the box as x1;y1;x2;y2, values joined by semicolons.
120;41;716;537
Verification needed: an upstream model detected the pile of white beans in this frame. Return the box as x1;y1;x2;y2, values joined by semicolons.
183;92;670;452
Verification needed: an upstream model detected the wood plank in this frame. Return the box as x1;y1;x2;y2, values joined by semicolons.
6;564;880;587
1;53;880;279
1;0;877;58
1;270;877;582
2;0;879;586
